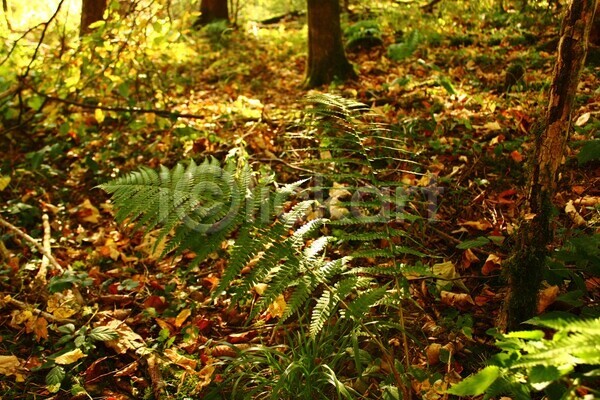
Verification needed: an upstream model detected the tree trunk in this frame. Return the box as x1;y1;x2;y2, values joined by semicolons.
198;0;228;25
80;0;107;36
304;0;357;88
503;0;597;331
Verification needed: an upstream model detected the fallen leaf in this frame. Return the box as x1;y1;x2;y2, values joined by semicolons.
0;355;21;375
459;220;492;231
75;199;101;223
575;112;590;126
565;200;586;227
164;348;197;371
482;254;502;276
0;176;10;191
55;348;86;365
101;320;146;354
537;285;559;314
267;294;286;319
461;249;480;269
426;343;442;365
440;291;475;310
510;150;523;163
432;261;468;292
175;309;192;328
47;292;78;320
29;317;48;342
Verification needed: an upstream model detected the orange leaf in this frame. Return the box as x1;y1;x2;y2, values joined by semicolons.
510;150;523;163
482;254;502;276
537;286;559;314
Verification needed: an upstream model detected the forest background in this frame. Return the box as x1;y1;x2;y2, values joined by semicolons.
0;0;599;399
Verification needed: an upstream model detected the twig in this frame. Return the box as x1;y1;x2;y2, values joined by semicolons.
0;215;65;272
35;214;51;284
7;297;75;324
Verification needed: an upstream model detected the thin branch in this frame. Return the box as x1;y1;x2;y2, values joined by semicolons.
22;0;67;78
28;87;208;120
0;215;65;272
7;297;75;324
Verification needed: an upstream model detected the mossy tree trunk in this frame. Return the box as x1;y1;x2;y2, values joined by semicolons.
503;0;597;331
80;0;107;36
198;0;228;25
304;0;357;88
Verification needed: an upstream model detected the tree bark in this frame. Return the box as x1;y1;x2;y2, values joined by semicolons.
80;0;107;36
198;0;228;25
503;0;597;331
304;0;357;88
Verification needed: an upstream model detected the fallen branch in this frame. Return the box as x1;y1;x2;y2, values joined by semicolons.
28;88;207;120
0;215;65;272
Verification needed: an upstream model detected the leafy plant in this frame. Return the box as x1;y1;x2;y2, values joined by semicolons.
344;20;383;51
447;315;600;399
207;322;360;399
100;152;378;336
44;324;119;393
388;30;421;61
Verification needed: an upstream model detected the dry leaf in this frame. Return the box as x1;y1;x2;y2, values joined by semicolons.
267;294;286;319
76;199;101;223
55;348;86;365
565;200;586;227
575;112;590;126
440;291;475;310
510;150;523;163
0;355;26;382
0;176;10;191
47;292;78;320
432;261;468;292
29;317;48;342
102;320;145;354
459;220;492;231
253;283;268;295
0;355;21;375
164;348;197;371
461;249;480;269
538;285;559;314
426;343;442;365
482;254;502;276
175;309;192;328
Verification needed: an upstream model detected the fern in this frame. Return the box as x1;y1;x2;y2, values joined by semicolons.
100;153;377;336
448;316;600;399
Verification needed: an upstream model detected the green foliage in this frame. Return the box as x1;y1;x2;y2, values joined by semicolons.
447;316;600;399
207;322;361;399
388;30;421;61
100;152;386;336
344;20;383;51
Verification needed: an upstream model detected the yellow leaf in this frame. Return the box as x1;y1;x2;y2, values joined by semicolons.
78;199;101;223
267;294;286;318
0;176;10;191
175;308;191;328
432;261;468;292
54;348;86;365
0;355;20;375
538;285;560;314
164;348;197;371
145;112;156;124
47;292;78;320
95;108;105;124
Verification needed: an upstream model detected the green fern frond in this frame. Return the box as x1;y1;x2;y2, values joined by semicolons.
311;290;333;337
344;286;389;319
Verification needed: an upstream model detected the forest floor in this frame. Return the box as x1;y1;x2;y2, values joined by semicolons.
0;2;599;399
